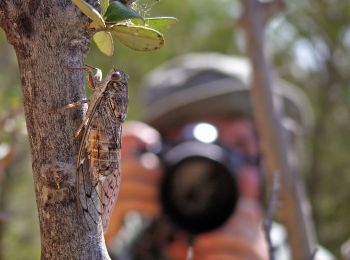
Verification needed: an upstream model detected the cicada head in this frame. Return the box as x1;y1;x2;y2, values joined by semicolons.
107;69;129;88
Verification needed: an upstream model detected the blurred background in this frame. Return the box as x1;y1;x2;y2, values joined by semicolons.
0;0;350;258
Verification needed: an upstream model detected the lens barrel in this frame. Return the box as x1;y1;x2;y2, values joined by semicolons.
160;141;239;234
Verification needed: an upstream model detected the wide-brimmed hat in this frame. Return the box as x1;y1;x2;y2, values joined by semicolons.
141;53;313;134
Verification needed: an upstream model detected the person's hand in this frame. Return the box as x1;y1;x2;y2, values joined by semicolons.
193;198;269;260
166;166;268;260
193;165;268;260
165;199;268;260
104;121;162;244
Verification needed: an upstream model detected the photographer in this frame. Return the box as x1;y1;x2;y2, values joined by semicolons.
104;53;312;259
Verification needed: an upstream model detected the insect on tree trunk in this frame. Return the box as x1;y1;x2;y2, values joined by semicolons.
0;1;111;259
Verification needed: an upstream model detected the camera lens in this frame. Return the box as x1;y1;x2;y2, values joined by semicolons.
160;142;239;234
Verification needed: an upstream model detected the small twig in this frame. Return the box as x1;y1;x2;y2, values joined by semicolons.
263;172;281;260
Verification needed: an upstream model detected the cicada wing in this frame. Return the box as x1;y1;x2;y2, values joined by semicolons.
97;103;125;231
76;95;105;230
77;98;124;232
76;153;102;229
100;168;121;230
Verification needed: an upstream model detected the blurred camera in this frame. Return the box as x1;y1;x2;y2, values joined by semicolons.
157;122;244;235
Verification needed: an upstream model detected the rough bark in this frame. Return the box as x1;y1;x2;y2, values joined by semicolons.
0;1;109;259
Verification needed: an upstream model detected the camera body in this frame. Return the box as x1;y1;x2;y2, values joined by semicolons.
156;122;243;235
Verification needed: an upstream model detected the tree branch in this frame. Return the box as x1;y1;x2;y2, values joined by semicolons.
0;1;110;259
258;0;284;25
239;0;317;259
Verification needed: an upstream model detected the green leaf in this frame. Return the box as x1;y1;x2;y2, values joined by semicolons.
105;1;144;24
145;17;178;31
110;24;164;51
93;31;114;56
72;0;106;28
130;17;145;26
100;0;109;16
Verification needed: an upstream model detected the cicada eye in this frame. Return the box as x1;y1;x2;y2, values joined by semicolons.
111;71;122;81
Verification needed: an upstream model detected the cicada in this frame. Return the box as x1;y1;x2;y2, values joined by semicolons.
66;65;128;231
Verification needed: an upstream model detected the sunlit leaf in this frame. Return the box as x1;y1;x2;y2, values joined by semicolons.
72;0;106;28
110;24;164;51
100;0;109;16
145;17;178;31
130;17;145;26
93;31;114;56
105;1;144;24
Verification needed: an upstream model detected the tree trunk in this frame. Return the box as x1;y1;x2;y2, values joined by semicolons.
0;1;109;259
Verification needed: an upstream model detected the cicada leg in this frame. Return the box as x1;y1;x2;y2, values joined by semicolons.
54;98;89;113
64;64;102;90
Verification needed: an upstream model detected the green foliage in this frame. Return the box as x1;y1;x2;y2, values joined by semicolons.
104;1;144;23
143;17;178;31
93;31;114;56
110;24;164;51
72;0;177;55
100;0;109;17
86;0;241;120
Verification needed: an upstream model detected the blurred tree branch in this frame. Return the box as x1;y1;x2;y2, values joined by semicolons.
239;0;317;259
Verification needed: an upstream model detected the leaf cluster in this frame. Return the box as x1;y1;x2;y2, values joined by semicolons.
72;0;177;55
